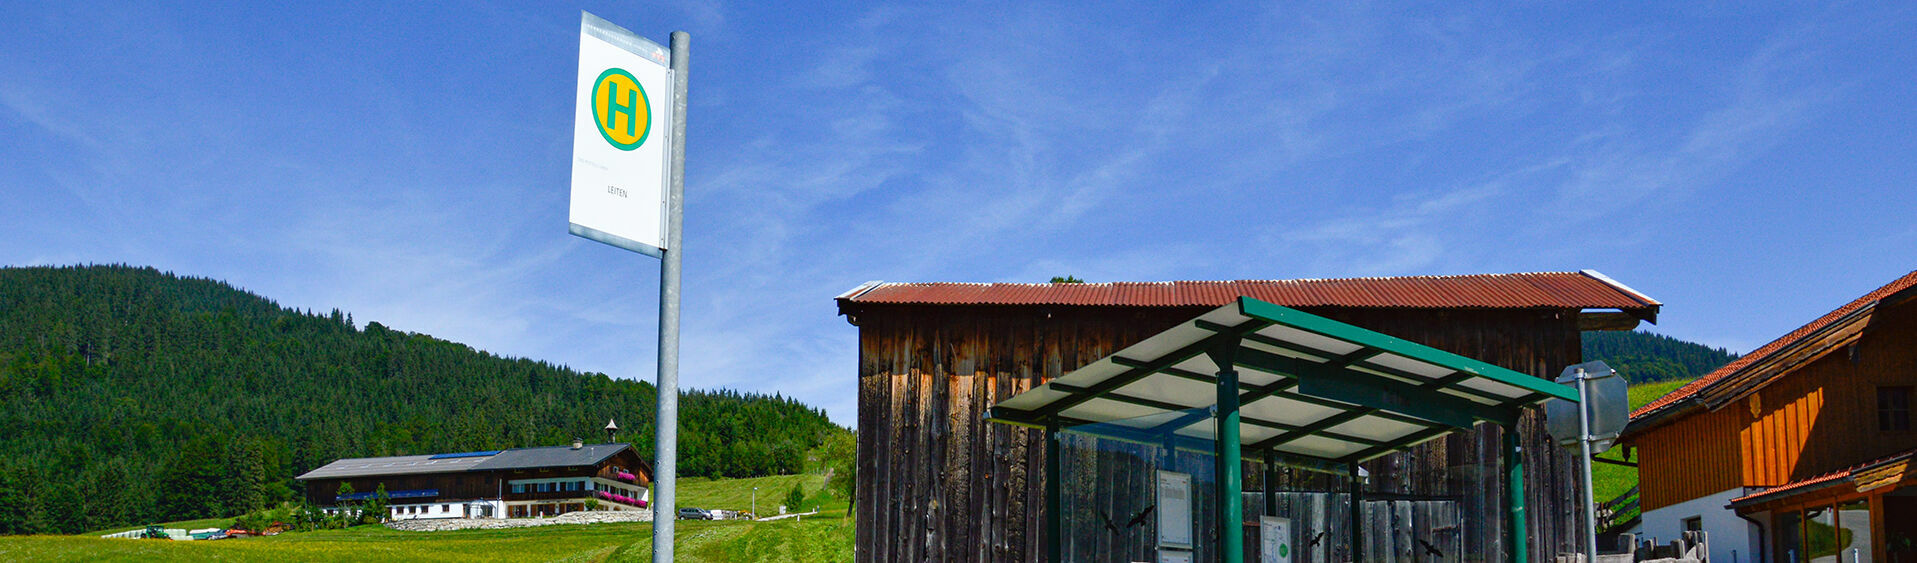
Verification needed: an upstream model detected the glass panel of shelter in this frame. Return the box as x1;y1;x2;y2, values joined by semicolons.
1774;499;1873;563
1057;411;1473;562
1836;498;1870;563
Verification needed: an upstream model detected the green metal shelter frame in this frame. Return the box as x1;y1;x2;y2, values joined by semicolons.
986;297;1579;563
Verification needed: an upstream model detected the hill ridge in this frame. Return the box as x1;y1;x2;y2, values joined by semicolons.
0;264;841;535
1581;329;1739;384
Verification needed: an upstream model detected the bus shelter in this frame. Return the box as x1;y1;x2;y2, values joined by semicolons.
986;297;1579;562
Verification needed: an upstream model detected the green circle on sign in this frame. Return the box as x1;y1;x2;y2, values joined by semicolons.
1278;544;1288;557
591;68;651;151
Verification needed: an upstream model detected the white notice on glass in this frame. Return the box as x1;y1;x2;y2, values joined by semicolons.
1155;470;1192;549
1260;516;1292;563
1158;549;1194;563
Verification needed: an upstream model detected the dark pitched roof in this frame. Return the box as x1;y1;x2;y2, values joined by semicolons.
1629;270;1917;429
469;443;631;471
296;443;639;481
836;270;1659;315
295;454;492;480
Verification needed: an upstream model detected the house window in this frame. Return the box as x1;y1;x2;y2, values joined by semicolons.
1880;386;1912;431
1682;516;1702;532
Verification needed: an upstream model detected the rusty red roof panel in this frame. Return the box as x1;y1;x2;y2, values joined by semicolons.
839;271;1660;311
1631;269;1917;421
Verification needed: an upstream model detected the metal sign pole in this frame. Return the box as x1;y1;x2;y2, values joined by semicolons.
652;30;689;563
1576;369;1599;561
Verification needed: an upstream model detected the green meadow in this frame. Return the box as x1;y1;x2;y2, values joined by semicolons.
2;474;852;563
1587;378;1695;530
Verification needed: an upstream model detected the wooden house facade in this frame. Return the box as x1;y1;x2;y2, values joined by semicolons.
836;271;1662;562
1621;270;1917;563
296;441;652;520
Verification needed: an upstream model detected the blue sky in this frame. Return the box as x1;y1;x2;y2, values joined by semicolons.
4;3;1915;426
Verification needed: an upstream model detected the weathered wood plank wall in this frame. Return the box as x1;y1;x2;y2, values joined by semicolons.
849;304;1588;562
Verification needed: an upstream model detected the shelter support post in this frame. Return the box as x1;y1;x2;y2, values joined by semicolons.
1046;418;1062;563
1349;463;1364;562
1262;451;1276;517
1210;339;1243;563
1503;422;1527;563
1163;428;1179;470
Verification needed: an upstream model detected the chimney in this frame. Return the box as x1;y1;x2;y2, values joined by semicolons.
572;438;583;450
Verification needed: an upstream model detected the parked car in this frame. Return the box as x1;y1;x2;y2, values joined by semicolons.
677;507;711;520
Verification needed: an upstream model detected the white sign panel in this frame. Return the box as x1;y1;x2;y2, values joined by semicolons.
569;12;673;257
1260;516;1292;563
1157;549;1194;563
1156;470;1193;549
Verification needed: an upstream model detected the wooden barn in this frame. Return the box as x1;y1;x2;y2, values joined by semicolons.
1621;269;1917;562
835;271;1662;562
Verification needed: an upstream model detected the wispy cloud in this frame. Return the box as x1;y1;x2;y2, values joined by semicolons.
1264;10;1837;278
4;2;1913;428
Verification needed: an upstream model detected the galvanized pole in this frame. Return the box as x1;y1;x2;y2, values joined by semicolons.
1576;369;1600;561
651;30;689;563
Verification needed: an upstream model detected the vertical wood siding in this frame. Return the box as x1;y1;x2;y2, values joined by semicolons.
851;304;1590;562
1633;301;1917;512
1634;407;1742;512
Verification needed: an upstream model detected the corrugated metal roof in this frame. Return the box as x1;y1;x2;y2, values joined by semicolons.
839;270;1660;311
1630;269;1917;421
295;443;637;480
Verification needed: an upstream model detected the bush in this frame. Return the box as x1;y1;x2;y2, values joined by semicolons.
783;483;805;513
234;502;297;532
360;484;390;525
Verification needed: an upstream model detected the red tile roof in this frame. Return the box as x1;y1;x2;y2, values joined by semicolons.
837;270;1660;312
1727;445;1917;508
1630;270;1917;421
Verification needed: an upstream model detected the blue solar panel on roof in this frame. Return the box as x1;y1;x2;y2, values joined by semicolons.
428;450;501;459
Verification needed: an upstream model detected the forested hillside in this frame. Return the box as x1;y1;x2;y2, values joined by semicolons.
0;265;843;535
1581;329;1739;383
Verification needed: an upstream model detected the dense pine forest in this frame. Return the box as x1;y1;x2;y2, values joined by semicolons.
1581;329;1740;383
0;265;844;535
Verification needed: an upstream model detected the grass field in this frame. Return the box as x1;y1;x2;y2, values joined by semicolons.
3;473;853;562
83;517;236;538
1588;378;1695;529
0;380;1700;560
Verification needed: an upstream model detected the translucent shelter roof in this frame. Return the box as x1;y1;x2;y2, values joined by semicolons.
987;297;1578;467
